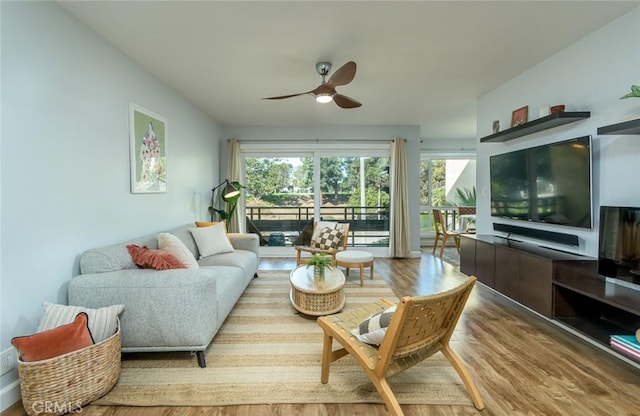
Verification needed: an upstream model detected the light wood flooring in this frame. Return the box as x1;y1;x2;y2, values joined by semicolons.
4;253;640;416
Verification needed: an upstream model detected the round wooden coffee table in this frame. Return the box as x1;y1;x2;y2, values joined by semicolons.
289;266;345;316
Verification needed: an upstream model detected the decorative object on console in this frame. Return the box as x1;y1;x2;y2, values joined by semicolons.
550;104;565;113
620;84;640;99
511;105;528;127
209;179;244;228
492;120;500;133
129;104;167;194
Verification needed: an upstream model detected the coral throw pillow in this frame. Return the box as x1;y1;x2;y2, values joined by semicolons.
126;244;186;270
11;312;95;362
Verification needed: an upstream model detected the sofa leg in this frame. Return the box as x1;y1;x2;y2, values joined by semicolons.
254;272;259;278
196;351;206;368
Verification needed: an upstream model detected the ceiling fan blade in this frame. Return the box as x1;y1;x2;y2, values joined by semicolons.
262;92;310;100
310;84;336;96
333;94;362;109
327;61;357;87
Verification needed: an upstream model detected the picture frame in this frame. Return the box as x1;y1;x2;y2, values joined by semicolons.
129;104;167;193
511;106;528;127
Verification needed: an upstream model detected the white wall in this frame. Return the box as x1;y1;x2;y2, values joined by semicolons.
220;125;425;254
476;7;640;256
0;2;219;408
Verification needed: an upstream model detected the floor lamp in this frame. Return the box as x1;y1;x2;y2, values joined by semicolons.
210;179;240;222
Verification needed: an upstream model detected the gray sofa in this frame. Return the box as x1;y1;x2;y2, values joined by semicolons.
67;224;259;367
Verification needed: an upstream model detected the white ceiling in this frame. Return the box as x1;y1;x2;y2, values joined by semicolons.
60;1;639;140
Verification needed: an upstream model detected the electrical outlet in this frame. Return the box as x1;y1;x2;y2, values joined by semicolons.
1;347;17;376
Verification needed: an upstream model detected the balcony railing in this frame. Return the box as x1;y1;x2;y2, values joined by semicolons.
246;205;389;247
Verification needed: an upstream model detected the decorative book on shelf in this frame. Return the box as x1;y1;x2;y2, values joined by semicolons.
610;335;640;363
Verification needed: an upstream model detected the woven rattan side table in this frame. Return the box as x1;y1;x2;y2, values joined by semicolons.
289;266;345;316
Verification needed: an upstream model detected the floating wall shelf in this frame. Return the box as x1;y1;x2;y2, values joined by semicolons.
597;118;640;135
480;111;591;143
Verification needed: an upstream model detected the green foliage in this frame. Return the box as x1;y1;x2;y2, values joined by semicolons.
455;187;476;206
305;253;336;271
245;158;292;201
620;84;640;99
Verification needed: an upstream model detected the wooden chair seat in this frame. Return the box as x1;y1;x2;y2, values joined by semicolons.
317;276;484;415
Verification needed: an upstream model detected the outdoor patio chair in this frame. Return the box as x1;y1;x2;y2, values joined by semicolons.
432;208;461;257
317;275;484;416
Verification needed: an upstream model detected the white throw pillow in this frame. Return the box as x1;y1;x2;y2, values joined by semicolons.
36;302;124;343
157;232;199;269
351;304;397;345
190;222;234;259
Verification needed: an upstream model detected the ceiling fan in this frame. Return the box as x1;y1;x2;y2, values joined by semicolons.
262;61;362;108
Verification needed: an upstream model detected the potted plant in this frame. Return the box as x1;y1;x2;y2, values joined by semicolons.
306;253;336;281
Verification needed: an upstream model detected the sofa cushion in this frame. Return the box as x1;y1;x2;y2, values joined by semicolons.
198;250;258;280
127;245;187;270
12;312;94;362
190;223;234;258
158;233;199;269
36;301;124;343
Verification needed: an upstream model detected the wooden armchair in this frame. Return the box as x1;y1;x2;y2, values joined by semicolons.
317;276;484;415
432;208;461;258
295;222;350;266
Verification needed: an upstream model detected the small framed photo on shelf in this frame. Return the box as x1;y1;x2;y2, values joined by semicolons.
511;106;528;127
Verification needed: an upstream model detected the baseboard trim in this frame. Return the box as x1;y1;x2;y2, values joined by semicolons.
0;379;21;413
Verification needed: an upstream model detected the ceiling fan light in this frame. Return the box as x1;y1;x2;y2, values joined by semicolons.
315;93;333;104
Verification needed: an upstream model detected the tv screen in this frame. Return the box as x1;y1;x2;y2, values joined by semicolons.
598;206;640;284
490;136;592;229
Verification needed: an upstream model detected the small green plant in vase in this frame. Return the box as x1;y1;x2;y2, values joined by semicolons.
306;253;336;281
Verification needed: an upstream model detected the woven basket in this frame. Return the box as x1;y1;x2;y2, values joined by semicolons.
17;327;121;416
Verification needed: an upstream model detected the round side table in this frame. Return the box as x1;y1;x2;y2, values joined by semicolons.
289;266;345;316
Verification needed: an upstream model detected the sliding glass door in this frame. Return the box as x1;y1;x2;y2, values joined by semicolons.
242;144;390;248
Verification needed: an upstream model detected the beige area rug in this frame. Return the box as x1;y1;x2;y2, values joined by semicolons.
95;270;473;407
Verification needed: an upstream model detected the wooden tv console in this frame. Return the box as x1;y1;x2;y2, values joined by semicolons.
460;234;640;364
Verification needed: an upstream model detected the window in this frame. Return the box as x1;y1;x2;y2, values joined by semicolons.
420;155;476;236
241;142;390;248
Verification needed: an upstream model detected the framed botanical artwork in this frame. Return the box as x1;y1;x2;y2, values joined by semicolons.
511;106;528;128
129;104;167;193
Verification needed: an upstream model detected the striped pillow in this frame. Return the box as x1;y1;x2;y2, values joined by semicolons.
351;305;397;345
36;302;124;343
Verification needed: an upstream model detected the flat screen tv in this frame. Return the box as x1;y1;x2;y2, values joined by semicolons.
490;135;592;229
598;206;640;285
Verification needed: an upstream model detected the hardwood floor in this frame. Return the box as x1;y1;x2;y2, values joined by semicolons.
4;253;640;416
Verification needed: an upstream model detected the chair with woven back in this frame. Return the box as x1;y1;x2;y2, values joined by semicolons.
432;208;461;258
295;221;350;266
317;275;484;416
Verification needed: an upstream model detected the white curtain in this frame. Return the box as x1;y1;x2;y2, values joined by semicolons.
226;138;243;233
389;138;411;258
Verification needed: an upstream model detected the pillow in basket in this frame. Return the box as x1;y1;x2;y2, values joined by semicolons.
36;301;124;343
311;227;343;250
12;312;94;362
351;304;397;345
